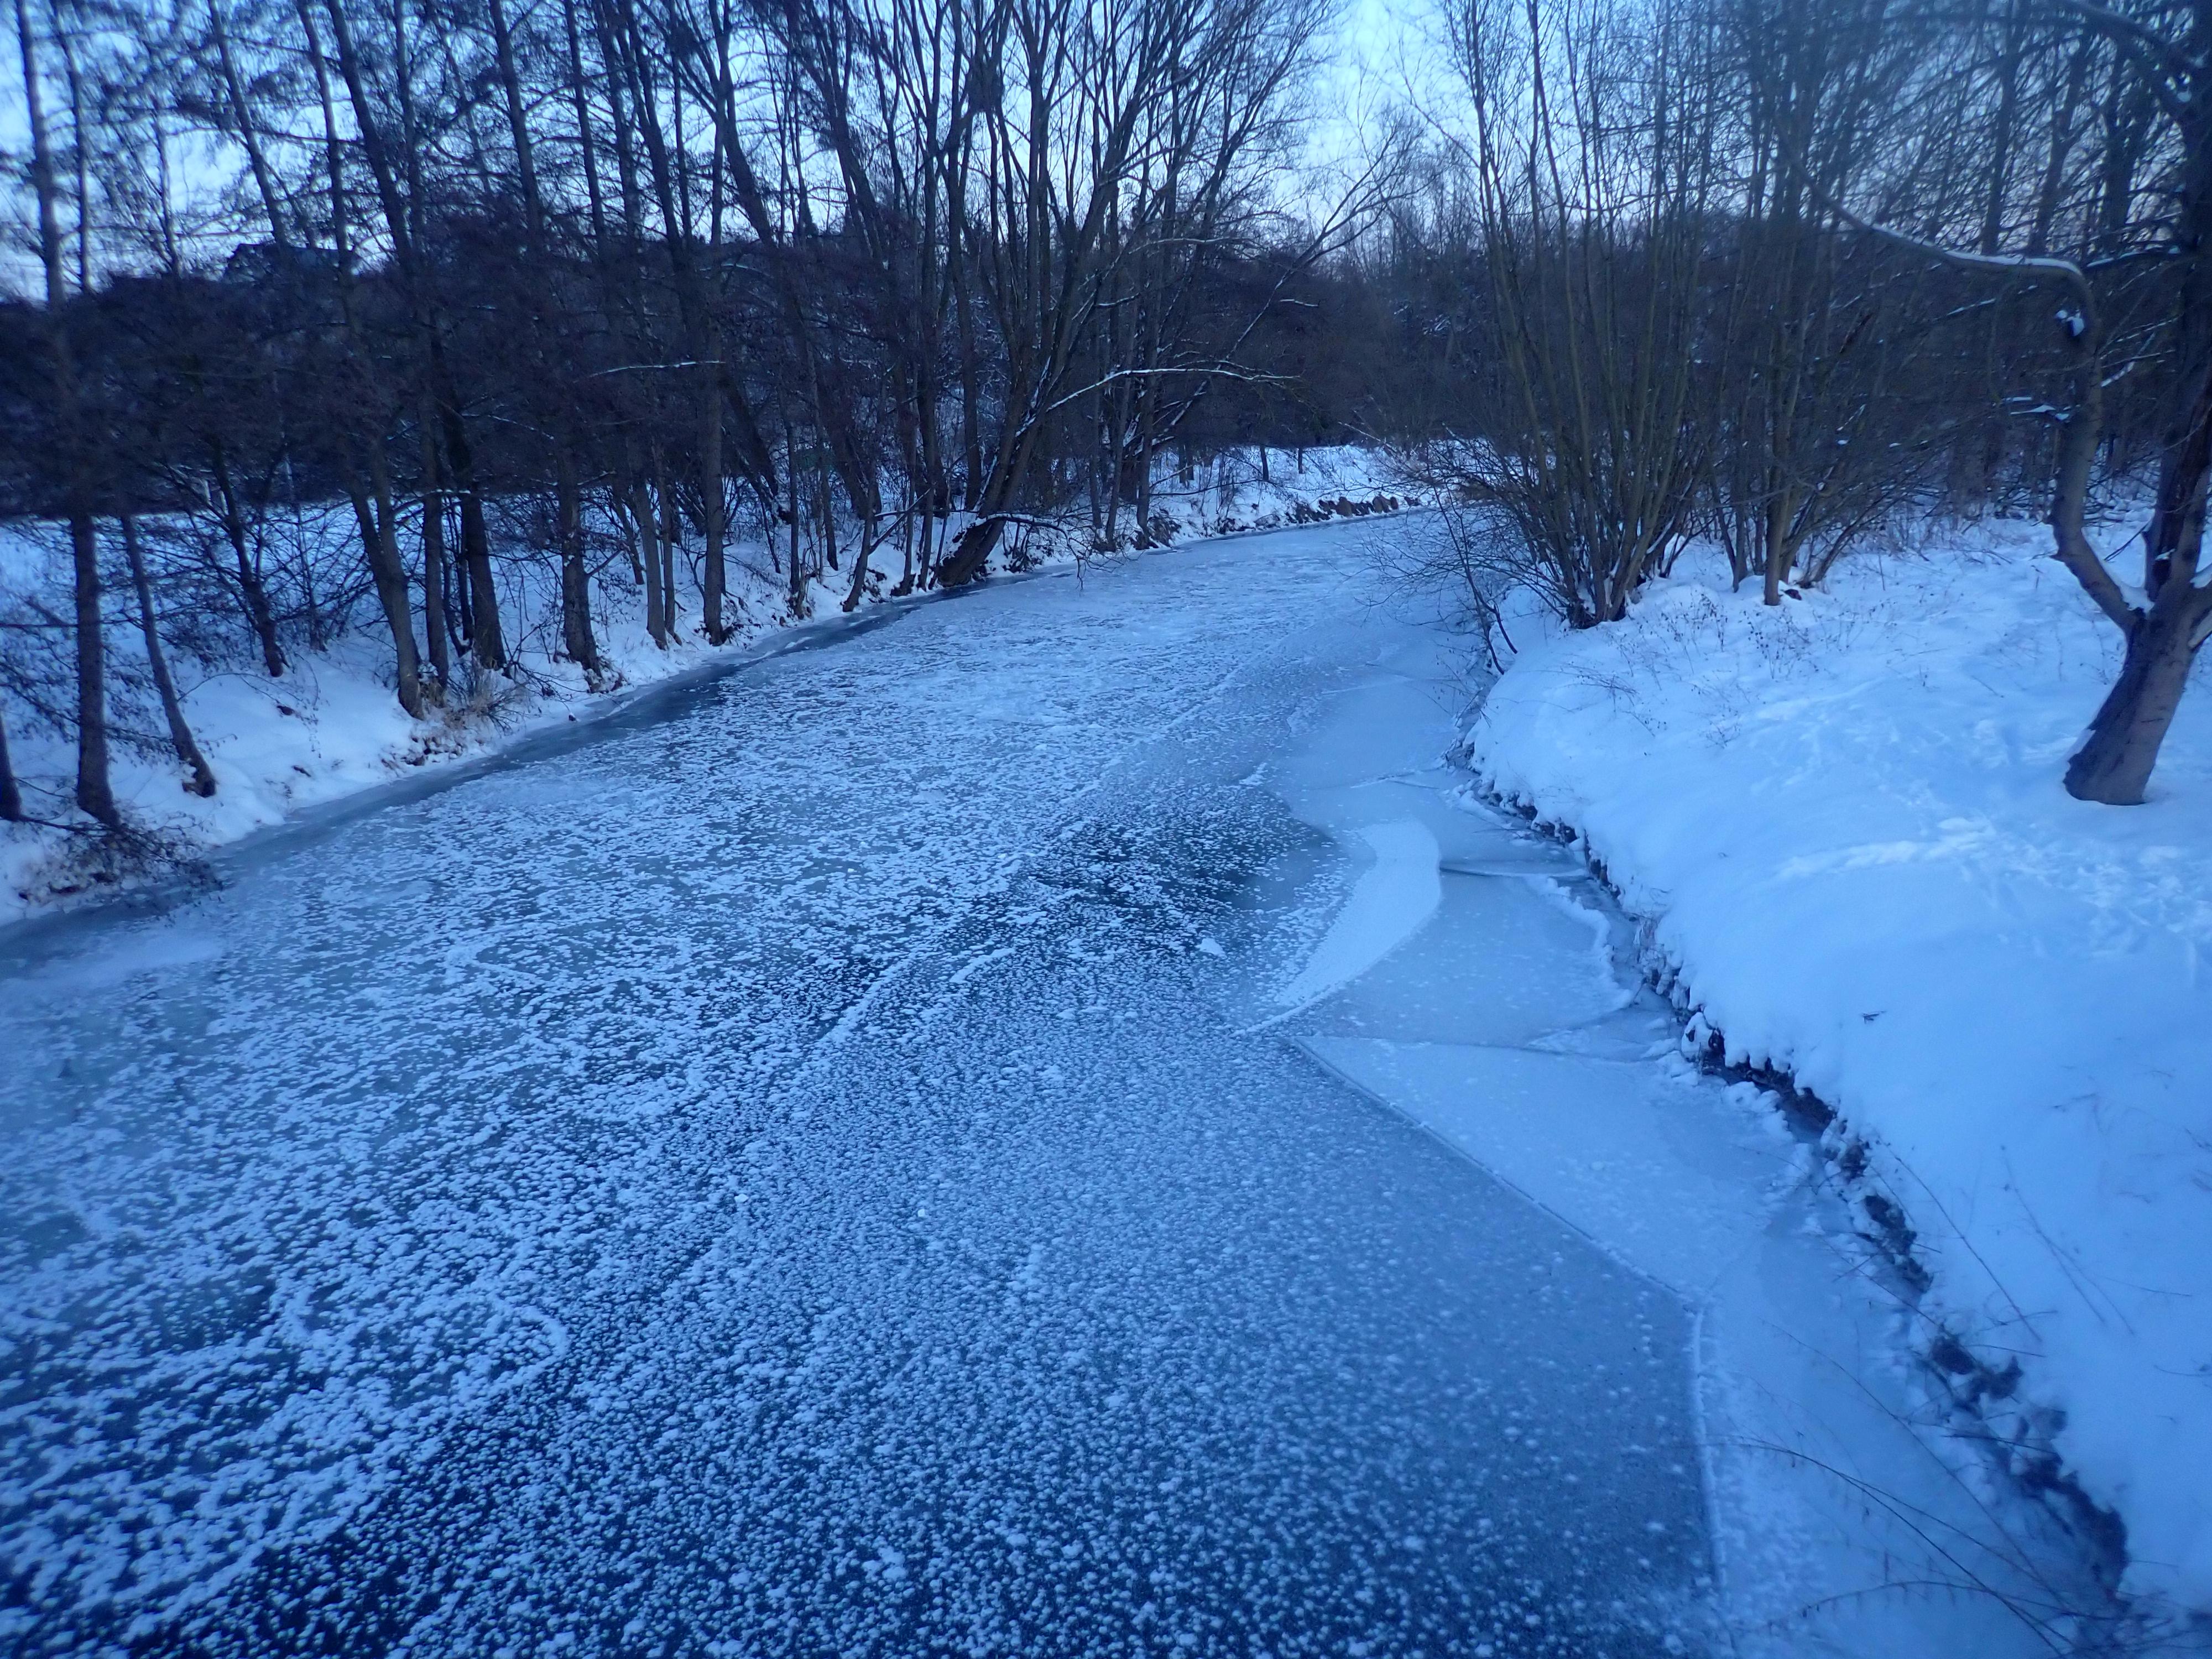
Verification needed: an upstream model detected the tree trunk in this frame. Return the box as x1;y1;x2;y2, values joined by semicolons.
786;431;807;615
211;0;293;246
936;517;1000;589
364;448;426;716
123;514;216;796
937;392;1059;588
451;513;474;647
316;0;503;674
20;0;114;826
701;362;727;641
951;222;984;510
2064;591;2212;804
2069;119;2212;805
449;415;505;672
0;701;22;821
69;512;116;826
419;412;450;692
1761;485;1797;607
343;469;424;717
654;445;682;625
630;478;668;648
842;530;874;612
210;445;287;678
556;450;602;674
1978;0;2027;257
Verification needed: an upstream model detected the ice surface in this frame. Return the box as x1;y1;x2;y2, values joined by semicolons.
1;527;1709;1656
1262;608;2109;1658
0;518;2113;1656
1272;820;1441;1013
0;447;1422;922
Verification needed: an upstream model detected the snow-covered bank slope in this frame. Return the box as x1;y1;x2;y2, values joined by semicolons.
1467;520;2212;1614
0;447;1410;922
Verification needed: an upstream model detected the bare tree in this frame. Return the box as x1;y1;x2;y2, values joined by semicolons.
0;703;20;822
1707;0;1934;602
1420;0;1724;627
15;0;116;825
121;514;217;796
1813;0;2212;805
931;0;1331;585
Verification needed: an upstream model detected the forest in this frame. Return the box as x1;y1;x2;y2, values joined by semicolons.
4;0;2211;844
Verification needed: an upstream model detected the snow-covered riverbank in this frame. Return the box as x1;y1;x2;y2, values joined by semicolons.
0;448;1414;922
1467;517;2212;1626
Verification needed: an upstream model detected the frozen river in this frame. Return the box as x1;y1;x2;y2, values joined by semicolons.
4;522;2024;1656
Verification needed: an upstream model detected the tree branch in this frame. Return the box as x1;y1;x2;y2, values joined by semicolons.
1807;188;2141;633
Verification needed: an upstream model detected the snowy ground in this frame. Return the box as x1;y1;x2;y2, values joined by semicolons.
1467;515;2212;1641
0;446;1412;921
0;514;2125;1656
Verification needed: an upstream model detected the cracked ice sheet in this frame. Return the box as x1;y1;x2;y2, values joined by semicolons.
1267;624;2106;1658
1;524;1710;1657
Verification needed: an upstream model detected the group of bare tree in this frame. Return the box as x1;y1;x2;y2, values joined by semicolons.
7;0;2212;836
2;0;1348;829
1404;0;2212;803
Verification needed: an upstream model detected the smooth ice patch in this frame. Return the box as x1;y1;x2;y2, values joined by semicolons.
22;924;226;994
1275;820;1440;1011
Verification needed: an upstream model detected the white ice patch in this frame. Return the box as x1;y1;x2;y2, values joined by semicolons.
1275;820;1441;1011
1525;875;1636;1014
25;924;226;993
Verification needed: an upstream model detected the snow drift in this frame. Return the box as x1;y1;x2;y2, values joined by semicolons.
1467;516;2212;1614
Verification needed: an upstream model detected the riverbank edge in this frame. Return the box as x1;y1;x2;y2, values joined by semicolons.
1456;769;2162;1648
0;483;1422;938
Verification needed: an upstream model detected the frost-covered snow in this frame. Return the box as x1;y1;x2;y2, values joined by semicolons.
0;446;1415;921
1468;517;2212;1620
